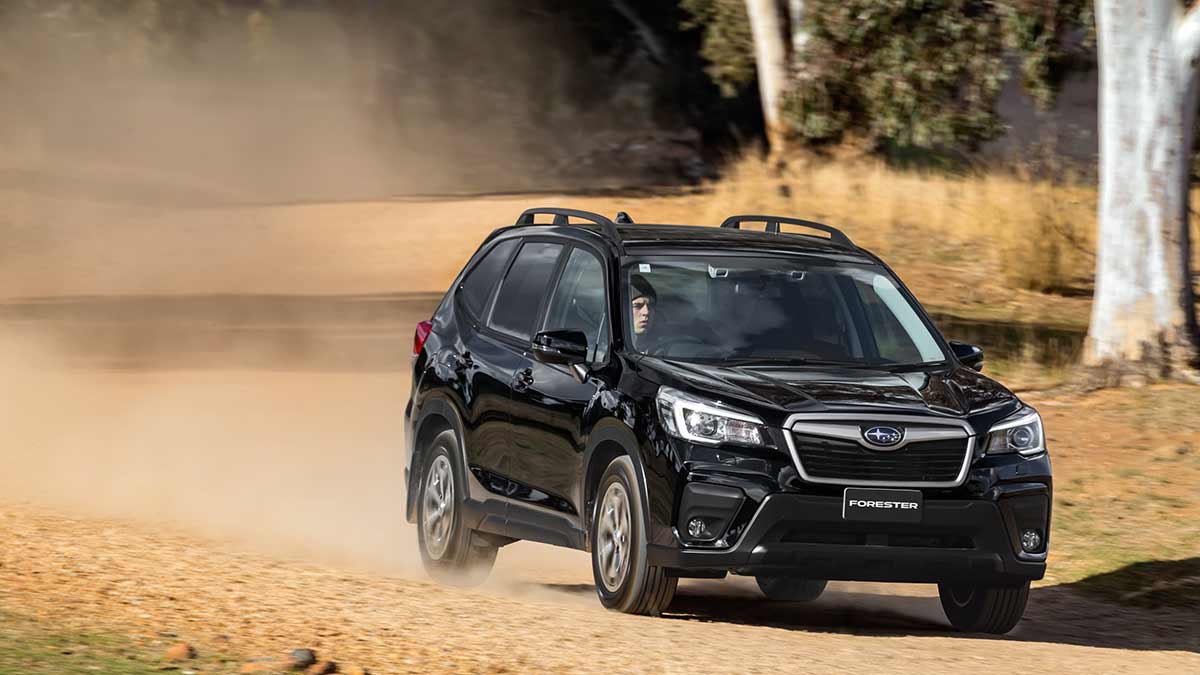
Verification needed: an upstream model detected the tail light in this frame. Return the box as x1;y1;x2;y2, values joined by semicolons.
413;320;433;357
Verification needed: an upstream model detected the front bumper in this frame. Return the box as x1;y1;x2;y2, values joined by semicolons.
648;485;1048;584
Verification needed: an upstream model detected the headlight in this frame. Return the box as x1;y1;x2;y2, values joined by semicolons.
985;407;1045;456
656;386;768;447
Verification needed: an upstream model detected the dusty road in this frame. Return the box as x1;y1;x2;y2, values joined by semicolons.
1;192;1196;673
2;500;1197;675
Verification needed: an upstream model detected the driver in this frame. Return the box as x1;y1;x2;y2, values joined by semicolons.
630;274;657;350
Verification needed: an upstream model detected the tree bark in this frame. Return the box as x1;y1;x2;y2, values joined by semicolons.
744;0;790;155
1087;0;1200;382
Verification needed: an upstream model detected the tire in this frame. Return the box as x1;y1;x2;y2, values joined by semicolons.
590;456;677;615
755;576;828;602
938;581;1030;634
416;430;497;586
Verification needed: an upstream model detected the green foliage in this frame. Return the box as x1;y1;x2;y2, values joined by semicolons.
792;1;1009;150
681;0;1095;154
679;0;756;97
999;0;1094;108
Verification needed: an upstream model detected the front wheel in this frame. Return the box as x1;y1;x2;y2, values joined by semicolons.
591;456;677;615
755;576;827;602
417;430;497;586
938;581;1030;634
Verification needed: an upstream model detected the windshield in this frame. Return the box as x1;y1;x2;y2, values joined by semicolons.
625;256;947;367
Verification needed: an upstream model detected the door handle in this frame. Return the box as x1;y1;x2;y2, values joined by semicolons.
512;367;534;392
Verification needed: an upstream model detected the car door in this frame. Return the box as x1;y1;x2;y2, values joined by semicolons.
450;237;523;494
507;245;612;537
479;239;567;499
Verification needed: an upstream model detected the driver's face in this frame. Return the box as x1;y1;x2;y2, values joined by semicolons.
632;296;653;335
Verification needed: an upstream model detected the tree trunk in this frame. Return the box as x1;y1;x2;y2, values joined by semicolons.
744;0;790;155
787;0;807;66
1087;1;1200;382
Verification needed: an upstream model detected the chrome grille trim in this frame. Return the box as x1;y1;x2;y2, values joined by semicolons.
783;412;976;488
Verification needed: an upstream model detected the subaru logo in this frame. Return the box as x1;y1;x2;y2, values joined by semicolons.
863;425;904;448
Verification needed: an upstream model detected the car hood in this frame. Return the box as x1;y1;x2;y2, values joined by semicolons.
639;357;1017;423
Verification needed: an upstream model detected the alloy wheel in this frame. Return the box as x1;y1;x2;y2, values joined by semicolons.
422;454;455;560
596;481;632;592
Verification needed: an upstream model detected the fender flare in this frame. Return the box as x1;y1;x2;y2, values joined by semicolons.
582;419;651;544
408;395;471;522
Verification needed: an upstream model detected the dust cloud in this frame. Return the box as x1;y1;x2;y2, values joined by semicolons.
0;328;419;570
0;1;653;203
0;2;578;578
2;5;388;202
0;317;601;586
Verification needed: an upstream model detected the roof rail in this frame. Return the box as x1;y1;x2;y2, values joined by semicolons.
720;214;854;248
514;207;624;253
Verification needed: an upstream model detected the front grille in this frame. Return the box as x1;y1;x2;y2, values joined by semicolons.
790;433;968;484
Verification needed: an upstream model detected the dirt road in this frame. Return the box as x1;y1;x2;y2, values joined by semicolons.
2;500;1196;675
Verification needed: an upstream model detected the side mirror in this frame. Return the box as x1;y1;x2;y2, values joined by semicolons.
532;330;589;366
949;340;985;371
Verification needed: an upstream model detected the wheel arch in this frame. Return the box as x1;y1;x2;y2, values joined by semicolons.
408;396;469;523
581;420;649;550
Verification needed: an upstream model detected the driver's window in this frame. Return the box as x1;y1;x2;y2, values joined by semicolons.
542;248;610;363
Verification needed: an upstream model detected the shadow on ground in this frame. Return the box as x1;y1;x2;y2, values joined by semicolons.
538;560;1199;653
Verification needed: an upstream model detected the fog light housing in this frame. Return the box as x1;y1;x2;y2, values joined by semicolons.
1020;529;1043;553
678;482;744;546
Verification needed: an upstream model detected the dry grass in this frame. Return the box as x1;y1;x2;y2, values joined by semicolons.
688;153;1098;293
685;152;1200;295
1033;385;1200;593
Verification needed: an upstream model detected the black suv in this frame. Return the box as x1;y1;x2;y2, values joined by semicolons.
404;208;1051;634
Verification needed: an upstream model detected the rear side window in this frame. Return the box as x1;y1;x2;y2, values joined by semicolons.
489;242;563;339
459;238;519;320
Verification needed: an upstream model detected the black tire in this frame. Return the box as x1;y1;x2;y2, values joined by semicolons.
590;456;677;615
755;576;828;602
416;430;497;586
938;581;1030;634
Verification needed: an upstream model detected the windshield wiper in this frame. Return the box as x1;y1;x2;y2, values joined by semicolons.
722;356;866;368
871;360;948;372
724;357;947;371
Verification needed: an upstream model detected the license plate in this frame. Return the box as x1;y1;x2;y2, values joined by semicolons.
843;487;923;523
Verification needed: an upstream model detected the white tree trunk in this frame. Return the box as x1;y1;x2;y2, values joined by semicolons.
787;0;807;64
1087;0;1200;379
744;0;790;154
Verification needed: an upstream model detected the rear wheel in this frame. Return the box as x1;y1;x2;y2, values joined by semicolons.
755;576;828;602
417;430;497;586
938;581;1030;634
591;456;677;615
